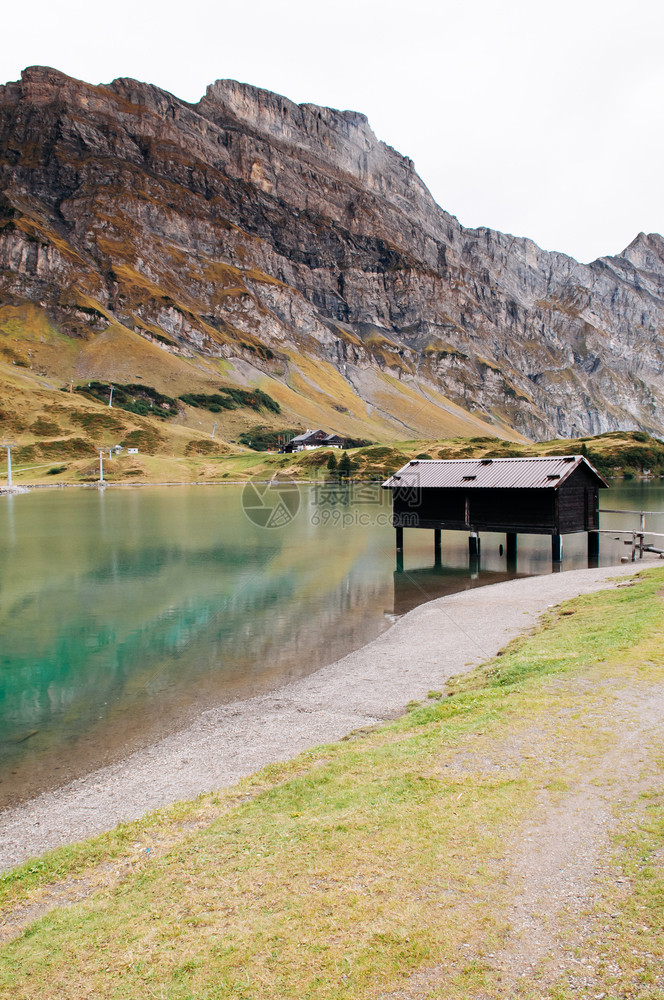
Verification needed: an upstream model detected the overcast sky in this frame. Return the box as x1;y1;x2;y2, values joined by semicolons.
3;0;662;263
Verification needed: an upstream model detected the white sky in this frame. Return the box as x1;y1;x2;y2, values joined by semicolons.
3;0;662;262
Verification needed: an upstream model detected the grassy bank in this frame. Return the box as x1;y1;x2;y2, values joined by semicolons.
1;429;663;488
1;569;664;997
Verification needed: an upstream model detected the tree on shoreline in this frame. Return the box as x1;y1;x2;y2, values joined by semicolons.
337;451;352;478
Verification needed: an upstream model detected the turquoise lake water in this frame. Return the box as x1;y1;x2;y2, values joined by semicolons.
1;480;663;807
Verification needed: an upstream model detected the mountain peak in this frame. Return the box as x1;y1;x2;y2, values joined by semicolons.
619;232;664;272
197;77;380;159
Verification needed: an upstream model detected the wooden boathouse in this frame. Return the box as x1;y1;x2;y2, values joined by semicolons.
382;456;608;568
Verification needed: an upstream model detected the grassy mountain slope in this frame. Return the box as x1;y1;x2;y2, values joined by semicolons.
0;297;519;470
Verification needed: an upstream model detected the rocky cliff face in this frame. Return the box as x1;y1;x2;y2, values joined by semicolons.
1;65;663;440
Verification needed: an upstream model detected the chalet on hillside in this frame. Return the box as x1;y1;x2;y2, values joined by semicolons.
382;455;608;565
283;430;345;453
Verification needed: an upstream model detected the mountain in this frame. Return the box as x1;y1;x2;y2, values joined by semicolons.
1;65;663;443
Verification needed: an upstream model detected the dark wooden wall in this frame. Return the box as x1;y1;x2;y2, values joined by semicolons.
557;465;601;532
391;466;603;535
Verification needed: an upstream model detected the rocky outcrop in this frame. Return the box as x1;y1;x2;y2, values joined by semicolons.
1;65;663;439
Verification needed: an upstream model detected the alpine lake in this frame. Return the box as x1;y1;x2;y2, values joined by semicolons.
1;478;663;809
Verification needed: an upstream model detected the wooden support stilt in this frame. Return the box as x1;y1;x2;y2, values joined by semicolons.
505;531;517;572
587;530;599;566
434;529;442;568
396;526;404;573
469;532;480;560
552;533;563;563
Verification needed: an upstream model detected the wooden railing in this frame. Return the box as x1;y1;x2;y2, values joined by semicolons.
597;508;664;560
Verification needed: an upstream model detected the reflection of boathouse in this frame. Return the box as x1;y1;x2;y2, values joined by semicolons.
392;566;530;616
383;456;608;567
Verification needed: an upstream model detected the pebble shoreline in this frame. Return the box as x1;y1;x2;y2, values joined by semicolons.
0;562;645;871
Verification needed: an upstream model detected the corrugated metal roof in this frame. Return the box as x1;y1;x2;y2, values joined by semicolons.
382;456;608;490
291;430;320;443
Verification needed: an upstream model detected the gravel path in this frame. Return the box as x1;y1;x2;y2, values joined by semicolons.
484;682;664;991
377;680;664;1000
0;563;642;870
